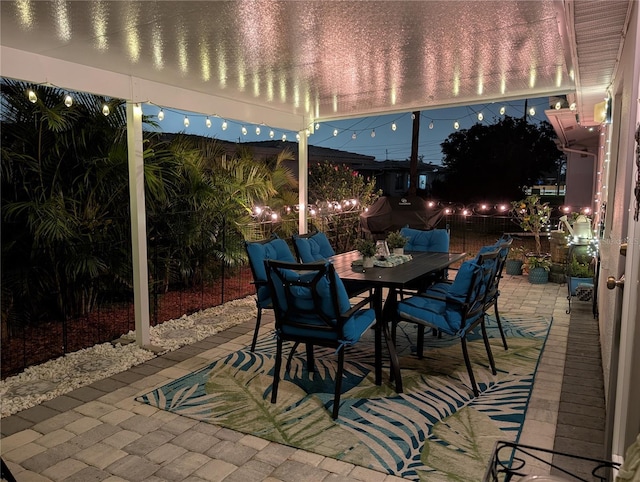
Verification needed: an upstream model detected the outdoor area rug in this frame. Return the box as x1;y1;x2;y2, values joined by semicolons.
137;314;552;481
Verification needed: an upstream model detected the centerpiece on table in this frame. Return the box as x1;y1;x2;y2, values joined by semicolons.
385;230;409;255
511;195;552;284
355;238;376;268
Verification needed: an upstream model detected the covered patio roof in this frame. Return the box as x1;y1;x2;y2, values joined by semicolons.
0;1;632;138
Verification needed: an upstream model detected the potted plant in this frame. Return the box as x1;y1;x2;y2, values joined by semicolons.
511;195;551;256
526;255;551;284
355;238;376;267
386;230;408;255
505;245;525;275
568;254;594;295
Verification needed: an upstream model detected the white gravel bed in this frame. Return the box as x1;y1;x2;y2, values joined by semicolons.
0;296;257;417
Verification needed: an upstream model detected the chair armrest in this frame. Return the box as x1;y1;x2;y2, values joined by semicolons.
341;295;373;318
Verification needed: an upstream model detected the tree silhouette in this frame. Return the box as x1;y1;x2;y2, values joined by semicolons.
432;116;563;202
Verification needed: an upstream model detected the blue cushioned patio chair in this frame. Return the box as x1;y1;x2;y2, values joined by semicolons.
265;259;378;419
425;235;513;350
396;249;500;397
244;235;296;352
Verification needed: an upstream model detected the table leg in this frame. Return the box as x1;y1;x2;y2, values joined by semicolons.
380;287;403;394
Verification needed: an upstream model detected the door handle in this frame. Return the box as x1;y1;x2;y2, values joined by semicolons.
606;274;625;289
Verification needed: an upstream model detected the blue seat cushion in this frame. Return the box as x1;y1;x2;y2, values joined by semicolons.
400;227;449;253
398;296;456;334
280;307;375;345
447;260;481;301
246;237;295;284
294;232;335;262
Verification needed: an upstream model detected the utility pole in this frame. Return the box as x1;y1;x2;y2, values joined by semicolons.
409;111;420;196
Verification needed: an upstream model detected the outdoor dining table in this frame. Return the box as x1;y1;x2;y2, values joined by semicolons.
328;249;467;393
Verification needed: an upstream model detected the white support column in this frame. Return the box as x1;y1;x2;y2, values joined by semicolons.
126;102;151;347
298;131;309;234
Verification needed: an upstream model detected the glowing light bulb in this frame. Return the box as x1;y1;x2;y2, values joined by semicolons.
221;120;228;130
500;106;506;115
453;121;459;129
102;104;110;116
282;134;287;141
315;123;320;130
352;132;357;139
64;95;73;107
411;113;415;120
429;121;434;129
206;117;212;128
371;130;376;138
391;122;397;131
555;101;562;110
296;133;300;141
477;112;483;121
255;126;261;135
183;116;190;127
28;90;37;103
241;126;247;135
157;109;164;121
333;129;338;136
529;107;536;116
569;102;577;111
269;129;274;139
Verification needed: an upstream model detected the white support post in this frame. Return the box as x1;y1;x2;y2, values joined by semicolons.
298;130;309;234
126;102;151;347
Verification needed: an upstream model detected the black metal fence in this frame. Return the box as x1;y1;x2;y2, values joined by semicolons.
1;211;551;378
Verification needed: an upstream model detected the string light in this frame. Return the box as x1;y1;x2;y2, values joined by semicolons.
352;132;357;139
555;101;562;110
529;107;536;116
157;109;164;121
255;126;261;135
315;123;320;130
500;106;506;115
269;129;275;139
391;122;397;131
333;129;338;136
453;120;459;129
429;121;434;129
477;112;483;121
205;116;211;128
370;129;376;138
28;90;37;103
183;116;190;127
221;120;228;130
282;133;287;141
296;133;300;141
64;94;73;107
102;104;110;116
241;126;247;135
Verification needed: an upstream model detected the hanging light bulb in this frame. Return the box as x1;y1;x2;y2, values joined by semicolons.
391;122;397;131
555;101;562;110
296;133;300;141
306;129;310;137
429;121;434;129
282;134;287;141
269;129;275;139
371;129;376;138
241;126;247;136
500;106;506;115
183;116;190;127
255;126;261;135
569;102;577;111
351;132;357;140
477;112;484;121
315;123;320;130
453;120;459;129
205;117;212;128
28;89;37;103
333;129;338;137
411;113;415;120
529;106;536;116
64;94;73;107
221;120;228;130
102;104;110;116
157;109;164;121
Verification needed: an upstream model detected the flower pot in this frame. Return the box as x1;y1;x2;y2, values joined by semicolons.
528;267;549;284
569;276;593;296
392;247;404;255
362;256;374;268
505;259;523;275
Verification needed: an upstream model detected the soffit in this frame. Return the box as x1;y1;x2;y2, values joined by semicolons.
0;0;631;131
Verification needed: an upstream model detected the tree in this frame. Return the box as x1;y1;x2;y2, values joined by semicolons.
433;116;563;202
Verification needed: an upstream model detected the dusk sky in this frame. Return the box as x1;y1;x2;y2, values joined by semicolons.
142;97;551;164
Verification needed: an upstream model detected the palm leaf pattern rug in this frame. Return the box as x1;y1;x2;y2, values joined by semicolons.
137;314;551;481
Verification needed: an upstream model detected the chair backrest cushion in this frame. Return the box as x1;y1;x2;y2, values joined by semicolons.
400;227;449;253
293;232;335;262
245;237;295;283
447;260;481;302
